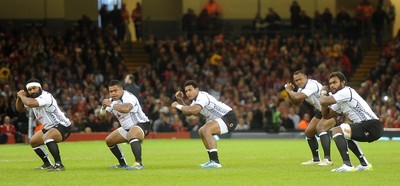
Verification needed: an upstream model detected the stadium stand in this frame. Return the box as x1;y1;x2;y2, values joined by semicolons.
1;0;399;143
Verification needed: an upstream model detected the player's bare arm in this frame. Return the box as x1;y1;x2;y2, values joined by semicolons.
285;83;306;105
174;91;188;105
17;90;39;108
172;102;202;116
15;94;26;112
320;87;338;119
102;98;133;113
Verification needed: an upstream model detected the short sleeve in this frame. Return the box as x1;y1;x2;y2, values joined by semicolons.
35;93;52;107
332;88;351;103
192;93;207;108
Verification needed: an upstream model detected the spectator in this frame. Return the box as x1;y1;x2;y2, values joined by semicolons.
235;117;250;131
153;106;173;132
186;115;202;132
288;107;301;129
253;13;267;36
336;8;351;34
111;4;124;41
0;116;18;144
313;10;324;31
290;0;301;29
297;113;310;130
203;0;222;16
131;2;143;41
298;11;311;34
372;5;389;46
122;74;141;103
182;8;197;39
386;0;396;36
197;9;209;37
121;3;131;41
265;8;282;35
173;114;187;132
322;8;333;31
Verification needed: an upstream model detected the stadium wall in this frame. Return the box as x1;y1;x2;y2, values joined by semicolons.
2;129;400;144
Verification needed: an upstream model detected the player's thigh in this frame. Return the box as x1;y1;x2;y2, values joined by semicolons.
316;118;336;133
199;120;221;135
105;129;127;146
43;128;63;143
305;117;319;137
126;126;145;141
30;131;44;147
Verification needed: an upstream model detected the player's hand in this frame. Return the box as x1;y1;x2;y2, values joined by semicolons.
17;90;27;98
284;83;294;91
171;101;179;108
321;85;329;92
102;99;112;107
175;91;184;99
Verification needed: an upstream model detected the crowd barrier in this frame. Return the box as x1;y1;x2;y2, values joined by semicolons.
2;128;400;144
65;132;191;142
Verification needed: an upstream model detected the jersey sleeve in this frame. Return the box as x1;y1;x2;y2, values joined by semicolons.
35;93;52;107
329;103;341;114
300;84;317;97
192;92;207;108
332;88;351;103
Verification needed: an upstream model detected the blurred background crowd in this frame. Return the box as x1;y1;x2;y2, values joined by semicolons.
0;0;399;143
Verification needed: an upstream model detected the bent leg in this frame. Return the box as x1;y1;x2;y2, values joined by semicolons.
105;129;128;166
127;126;145;165
43;128;64;165
304;117;319;162
30;131;52;167
198;120;221;163
317;118;336;160
332;125;352;166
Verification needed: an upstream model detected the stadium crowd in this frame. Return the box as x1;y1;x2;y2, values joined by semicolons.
0;2;399;142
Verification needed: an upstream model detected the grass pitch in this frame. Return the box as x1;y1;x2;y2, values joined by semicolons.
1;139;399;186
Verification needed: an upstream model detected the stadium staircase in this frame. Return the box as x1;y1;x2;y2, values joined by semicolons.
121;41;149;73
348;46;382;88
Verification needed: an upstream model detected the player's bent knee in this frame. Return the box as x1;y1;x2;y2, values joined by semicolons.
304;129;316;138
339;123;351;139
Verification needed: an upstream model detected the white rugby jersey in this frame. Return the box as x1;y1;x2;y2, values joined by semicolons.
297;79;322;111
106;90;149;130
190;91;232;121
28;90;71;130
330;86;378;123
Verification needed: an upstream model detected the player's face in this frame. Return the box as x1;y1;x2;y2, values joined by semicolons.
184;85;199;101
27;86;42;98
329;76;345;94
108;85;123;100
293;73;307;89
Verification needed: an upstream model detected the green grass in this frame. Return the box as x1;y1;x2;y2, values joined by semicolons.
1;139;399;186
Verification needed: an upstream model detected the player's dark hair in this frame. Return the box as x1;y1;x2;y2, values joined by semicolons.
109;79;122;87
26;78;41;85
329;71;347;85
184;80;199;89
293;70;307;77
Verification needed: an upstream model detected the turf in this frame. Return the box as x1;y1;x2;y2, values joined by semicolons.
1;139;399;186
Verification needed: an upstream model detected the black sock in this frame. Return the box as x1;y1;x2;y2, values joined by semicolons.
347;140;368;166
109;144;127;166
333;134;351;166
45;139;62;165
207;151;211;161
319;132;331;160
33;145;51;166
307;137;320;161
129;138;142;165
209;149;219;163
